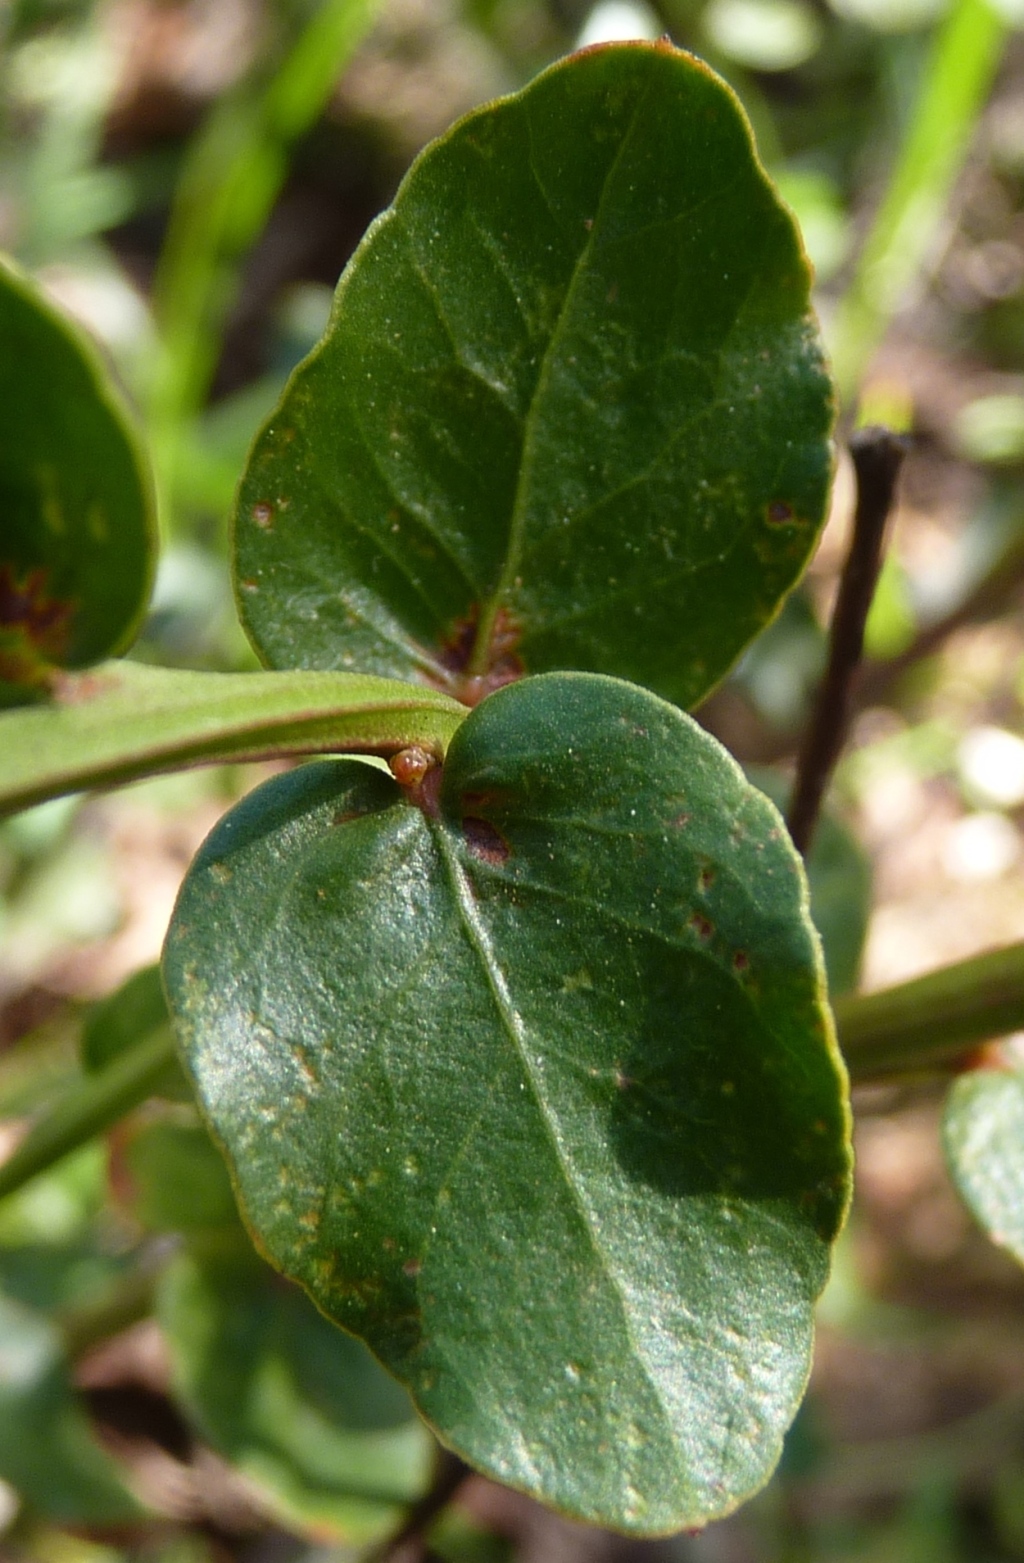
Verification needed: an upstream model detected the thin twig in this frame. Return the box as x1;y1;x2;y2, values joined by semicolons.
853;524;1024;708
787;426;908;855
369;1447;471;1563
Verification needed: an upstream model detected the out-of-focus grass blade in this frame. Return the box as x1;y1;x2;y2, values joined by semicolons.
829;0;1007;404
148;0;384;506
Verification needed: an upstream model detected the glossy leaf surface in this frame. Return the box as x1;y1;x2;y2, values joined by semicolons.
0;1292;141;1522
235;43;833;710
0;259;155;701
165;672;851;1532
159;1241;432;1539
944;1067;1024;1265
0;659;466;816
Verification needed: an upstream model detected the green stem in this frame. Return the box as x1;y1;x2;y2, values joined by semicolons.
835;940;1024;1082
0;661;466;817
829;0;1006;404
0;1028;178;1204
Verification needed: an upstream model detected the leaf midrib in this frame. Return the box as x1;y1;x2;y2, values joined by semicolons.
466;87;650;674
428;814;683;1468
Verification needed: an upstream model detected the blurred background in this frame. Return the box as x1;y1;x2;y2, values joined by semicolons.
5;0;1024;1554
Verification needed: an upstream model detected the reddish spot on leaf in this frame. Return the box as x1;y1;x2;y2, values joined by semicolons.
689;912;714;941
51;668;118;704
461;788;510;813
733;950;750;973
463;816;510;865
402;1258;422;1277
0;563;74;686
252;501;274;529
698;865;715;891
430;604;525;706
766;500;794;525
956;1041;1007;1074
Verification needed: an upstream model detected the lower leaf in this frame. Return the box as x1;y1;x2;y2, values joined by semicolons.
164;671;851;1533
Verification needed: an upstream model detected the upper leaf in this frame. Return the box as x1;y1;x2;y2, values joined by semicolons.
0;259;156;703
165;671;851;1533
234;42;833;709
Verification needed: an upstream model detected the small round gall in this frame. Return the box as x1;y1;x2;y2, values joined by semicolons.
389;746;434;787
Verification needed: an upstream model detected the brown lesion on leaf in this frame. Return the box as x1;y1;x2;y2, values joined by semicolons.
0;563;75;687
766;500;796;526
426;603;524;707
461;787;511;814
462;815;510;865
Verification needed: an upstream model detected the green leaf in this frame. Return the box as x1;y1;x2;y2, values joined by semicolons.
159;1242;432;1540
0;1291;141;1522
0;258;156;701
81;964;189;1099
0;659;466;817
82;965;169;1074
235;43;833;711
943;1067;1024;1265
121;1114;241;1233
165;671;851;1533
746;768;871;996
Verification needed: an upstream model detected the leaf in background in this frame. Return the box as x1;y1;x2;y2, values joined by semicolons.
121;1110;431;1539
746;768;871;996
235;42;833;711
165;671;851;1532
120;1113;241;1233
82;967;169;1075
159;1242;432;1541
0;258;155;703
944;1066;1024;1265
81;964;189;1102
0;1292;141;1522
